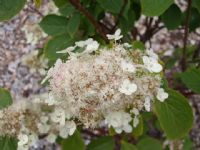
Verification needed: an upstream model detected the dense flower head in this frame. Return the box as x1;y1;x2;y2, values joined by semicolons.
0;29;168;149
43;32;168;130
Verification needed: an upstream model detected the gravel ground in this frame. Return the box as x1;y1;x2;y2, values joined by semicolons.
0;1;200;149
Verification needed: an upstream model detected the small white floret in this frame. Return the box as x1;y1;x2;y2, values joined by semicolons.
133;116;139;127
85;40;99;53
156;88;168;102
56;46;76;54
106;29;123;41
18;134;29;146
119;79;137;95
121;60;136;73
142;56;162;73
105;111;132;134
146;49;159;60
144;97;151;112
50;108;66;126
59;121;76;138
46;133;57;143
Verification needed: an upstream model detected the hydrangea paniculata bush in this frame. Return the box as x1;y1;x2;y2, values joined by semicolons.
0;29;168;149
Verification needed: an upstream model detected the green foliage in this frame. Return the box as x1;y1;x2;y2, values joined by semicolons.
188;8;200;31
0;0;26;21
183;136;195;150
132;41;145;50
154;89;194;139
192;0;200;13
0;136;17;150
0;88;13;109
87;136;115;150
132;115;143;137
161;4;182;30
97;0;123;14
44;34;74;63
39;15;69;36
59;3;77;16
67;13;81;37
61;130;85;150
53;0;67;8
141;0;174;16
180;68;200;94
121;141;137;150
137;136;162;150
119;10;136;36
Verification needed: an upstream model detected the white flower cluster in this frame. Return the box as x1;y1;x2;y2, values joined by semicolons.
0;29;168;149
0;94;76;150
22;21;47;45
43;29;168;130
21;50;48;75
23;1;59;45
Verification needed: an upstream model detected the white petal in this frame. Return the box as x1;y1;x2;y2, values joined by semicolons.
156;88;168;102
18;134;29;146
123;124;132;133
56;46;76;54
133;116;139;128
130;108;139;116
115;29;121;36
46;133;57;143
144;97;151;112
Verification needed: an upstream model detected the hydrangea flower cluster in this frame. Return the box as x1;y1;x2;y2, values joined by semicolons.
0;29;168;149
21;50;48;75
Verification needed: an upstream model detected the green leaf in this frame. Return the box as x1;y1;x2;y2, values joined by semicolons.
67;13;81;37
39;15;68;36
161;4;182;30
53;0;67;8
97;0;123;14
44;34;74;63
132;1;141;20
0;88;12;109
183;136;195;150
192;0;200;13
0;0;26;21
141;0;174;16
119;10;135;35
59;3;76;16
154;89;194;139
188;8;200;31
132;41;145;50
87;136;115;150
61;130;85;150
0;136;17;150
121;141;137;150
137;136;162;150
132;115;143;137
180;68;200;94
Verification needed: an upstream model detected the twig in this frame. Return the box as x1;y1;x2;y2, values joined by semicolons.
28;5;44;17
180;0;192;71
69;0;109;42
111;0;128;32
131;27;139;40
141;17;160;43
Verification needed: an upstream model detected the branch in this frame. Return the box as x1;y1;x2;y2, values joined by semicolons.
69;0;109;42
180;0;192;71
141;17;161;43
